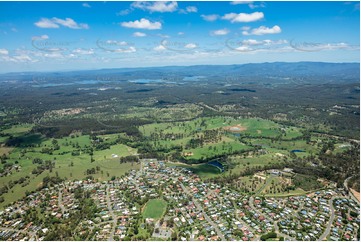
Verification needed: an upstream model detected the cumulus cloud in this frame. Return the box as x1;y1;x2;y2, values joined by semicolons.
211;28;230;36
222;12;264;23
230;1;253;5
113;46;136;53
133;32;147;37
0;49;9;55
184;43;197;49
241;39;262;45
154;45;167;51
186;6;198;13
34;17;89;29
82;3;91;8
242;25;281;35
248;2;266;9
34;18;59;28
121;18;162;30
132;1;178;13
241;39;287;46
231;1;265;9
32;35;49;40
52;18;89;29
201;14;219;22
117;9;131;16
72;48;94;55
105;40;128;46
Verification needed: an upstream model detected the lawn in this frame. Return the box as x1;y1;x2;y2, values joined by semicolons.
2;124;34;135
227;152;281;175
142;199;167;219
166;162;221;178
184;139;251;160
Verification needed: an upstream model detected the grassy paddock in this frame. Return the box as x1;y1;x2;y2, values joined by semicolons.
142;198;167;219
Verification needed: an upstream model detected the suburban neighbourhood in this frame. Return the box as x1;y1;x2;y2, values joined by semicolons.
0;159;359;241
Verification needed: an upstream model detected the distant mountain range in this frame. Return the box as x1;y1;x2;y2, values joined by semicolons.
1;62;359;82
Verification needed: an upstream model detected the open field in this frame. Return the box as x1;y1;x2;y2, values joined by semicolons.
0;130;139;208
142;198;167;219
166;162;221;179
2;124;34;135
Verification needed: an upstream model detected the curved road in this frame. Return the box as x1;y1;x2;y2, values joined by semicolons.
318;198;336;241
344;176;360;204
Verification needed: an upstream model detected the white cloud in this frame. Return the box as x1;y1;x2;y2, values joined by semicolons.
235;46;251;51
13;54;32;62
72;48;94;55
211;28;230;36
44;52;65;59
113;46;136;53
11;28;18;32
201;14;219;22
241;39;287;46
248;2;266;9
243;25;281;35
241;39;262;45
117;9;131;16
241;26;251;31
105;40;128;46
52;18;89;29
230;1;265;9
34;17;89;29
178;32;184;35
133;32;147;37
185;43;197;49
82;3;91;8
154;45;167;51
230;1;253;5
121;18;161;30
34;18;59;28
132;1;178;13
186;6;198;13
32;35;49;40
157;33;170;38
263;39;288;45
0;49;9;55
222;12;264;23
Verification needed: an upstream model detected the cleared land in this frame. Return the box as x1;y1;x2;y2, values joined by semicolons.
142;198;167;219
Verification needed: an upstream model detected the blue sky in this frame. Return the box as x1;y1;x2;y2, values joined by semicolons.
0;1;359;72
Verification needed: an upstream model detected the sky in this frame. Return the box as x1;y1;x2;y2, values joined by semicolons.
0;1;359;72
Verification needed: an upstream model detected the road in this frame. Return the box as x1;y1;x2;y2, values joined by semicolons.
58;188;66;214
177;181;226;240
249;196;295;241
344;176;360;204
318;198;336;241
106;186;117;241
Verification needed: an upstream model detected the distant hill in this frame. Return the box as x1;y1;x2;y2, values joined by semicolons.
0;62;359;83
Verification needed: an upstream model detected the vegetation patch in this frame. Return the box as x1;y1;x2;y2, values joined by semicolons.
142;198;167;219
292;174;323;191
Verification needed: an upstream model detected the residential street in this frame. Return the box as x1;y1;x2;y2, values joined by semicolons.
106;186;117;241
177;181;226;241
318;198;336;241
